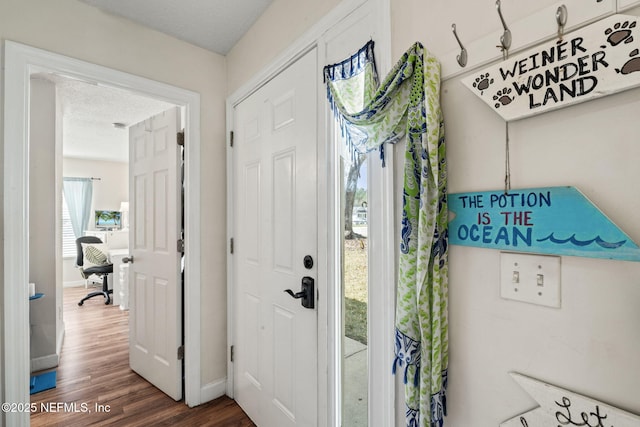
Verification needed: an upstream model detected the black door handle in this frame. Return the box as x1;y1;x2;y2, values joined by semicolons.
284;276;315;309
284;289;306;299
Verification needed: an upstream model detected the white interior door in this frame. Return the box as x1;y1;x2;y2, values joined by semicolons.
233;49;318;426
128;106;182;401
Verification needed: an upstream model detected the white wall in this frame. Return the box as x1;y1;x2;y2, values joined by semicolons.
62;259;80;285
0;0;228;405
228;0;640;424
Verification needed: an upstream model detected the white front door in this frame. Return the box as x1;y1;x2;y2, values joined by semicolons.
128;107;182;401
232;49;318;426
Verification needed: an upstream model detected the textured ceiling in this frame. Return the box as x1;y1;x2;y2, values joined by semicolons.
37;74;174;163
79;0;274;54
45;1;275;162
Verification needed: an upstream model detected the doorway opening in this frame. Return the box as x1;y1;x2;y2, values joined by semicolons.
3;41;202;424
28;73;183;417
52;71;176;302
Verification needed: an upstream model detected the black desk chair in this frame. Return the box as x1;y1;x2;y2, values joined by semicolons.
76;236;113;306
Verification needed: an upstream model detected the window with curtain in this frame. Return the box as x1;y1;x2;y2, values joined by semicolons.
62;177;93;257
325;41;448;427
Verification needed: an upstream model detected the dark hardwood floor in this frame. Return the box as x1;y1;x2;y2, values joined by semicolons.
30;286;255;427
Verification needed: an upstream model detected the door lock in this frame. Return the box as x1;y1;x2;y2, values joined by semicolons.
284;276;315;309
303;255;314;269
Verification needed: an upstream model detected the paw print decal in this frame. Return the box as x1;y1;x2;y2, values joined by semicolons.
472;73;494;95
616;48;640;75
604;21;636;46
599;20;640;76
493;88;514;108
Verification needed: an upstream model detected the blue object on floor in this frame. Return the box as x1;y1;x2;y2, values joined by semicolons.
30;370;56;394
29;293;44;301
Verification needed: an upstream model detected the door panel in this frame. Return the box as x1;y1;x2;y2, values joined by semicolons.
129;107;182;401
273;150;295;271
233;48;318;427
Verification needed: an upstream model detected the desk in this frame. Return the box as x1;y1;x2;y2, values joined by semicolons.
84;230;128;249
108;249;130;310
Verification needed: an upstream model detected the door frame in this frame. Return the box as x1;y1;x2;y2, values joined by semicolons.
3;40;202;425
225;0;394;425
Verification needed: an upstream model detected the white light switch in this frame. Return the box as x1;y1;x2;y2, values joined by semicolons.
512;271;520;283
500;252;561;308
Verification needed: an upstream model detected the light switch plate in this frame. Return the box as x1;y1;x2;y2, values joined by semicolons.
500;252;561;308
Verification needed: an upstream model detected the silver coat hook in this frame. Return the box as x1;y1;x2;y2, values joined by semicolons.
452;24;468;67
496;0;512;59
556;5;568;41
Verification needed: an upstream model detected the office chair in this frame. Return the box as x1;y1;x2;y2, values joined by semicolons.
76;236;113;306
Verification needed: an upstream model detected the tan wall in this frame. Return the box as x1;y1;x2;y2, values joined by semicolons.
29;78;59;368
393;2;640;423
0;0;228;398
226;0;341;95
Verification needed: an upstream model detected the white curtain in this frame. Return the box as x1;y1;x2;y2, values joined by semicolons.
62;177;93;239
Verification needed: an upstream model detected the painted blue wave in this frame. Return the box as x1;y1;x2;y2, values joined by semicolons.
537;233;627;249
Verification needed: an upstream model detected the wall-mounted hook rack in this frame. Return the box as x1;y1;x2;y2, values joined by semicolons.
556;5;568;41
496;0;512;59
452;24;468;67
440;0;615;81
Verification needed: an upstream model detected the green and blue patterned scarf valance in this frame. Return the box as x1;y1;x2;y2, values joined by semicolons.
324;41;449;427
324;40;384;164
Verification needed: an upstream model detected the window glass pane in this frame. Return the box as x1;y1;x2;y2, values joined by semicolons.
342;156;368;426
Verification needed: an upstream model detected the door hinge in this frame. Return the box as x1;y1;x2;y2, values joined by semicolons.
177;239;185;253
177;345;184;360
230;131;234;147
230;238;234;254
230;345;234;362
177;130;185;146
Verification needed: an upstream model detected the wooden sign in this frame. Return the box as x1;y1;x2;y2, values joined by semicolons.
448;186;640;262
501;373;640;426
462;14;640;121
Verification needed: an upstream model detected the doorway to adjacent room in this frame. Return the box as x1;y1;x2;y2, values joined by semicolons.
3;41;203;425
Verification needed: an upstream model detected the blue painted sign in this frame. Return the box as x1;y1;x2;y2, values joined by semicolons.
448;186;640;262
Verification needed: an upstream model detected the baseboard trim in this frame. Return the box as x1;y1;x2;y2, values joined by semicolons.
199;378;227;404
31;353;59;373
63;280;85;288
